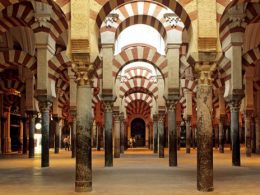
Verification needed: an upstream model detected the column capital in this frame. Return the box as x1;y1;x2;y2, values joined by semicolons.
113;111;120;121
227;98;241;112
36;95;53;112
73;61;95;87
34;2;52;28
195;63;216;85
165;98;178;112
103;101;114;112
153;114;158;122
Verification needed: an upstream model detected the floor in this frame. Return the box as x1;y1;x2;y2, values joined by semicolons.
0;148;260;195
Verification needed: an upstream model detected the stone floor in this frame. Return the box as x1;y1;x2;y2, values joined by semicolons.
0;148;260;195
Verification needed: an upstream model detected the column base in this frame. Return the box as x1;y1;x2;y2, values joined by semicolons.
41;162;49;167
197;186;214;192
75;181;92;192
186;148;190;153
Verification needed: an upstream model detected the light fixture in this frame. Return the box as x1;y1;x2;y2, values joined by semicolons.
35;122;42;130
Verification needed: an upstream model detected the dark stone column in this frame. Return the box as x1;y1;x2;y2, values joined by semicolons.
149;125;153;150
245;111;253;157
228;97;242;166
53;115;61;154
167;99;178;166
38;98;52;167
120;113;124;154
22;116;28;154
219;116;225;153
113;111;120;158
252;117;256;153
103;99;114;167
124;123;128;150
158;112;165;158
153;114;158;153
27;111;36;158
75;80;93;192
96;125;101;151
196;70;213;192
70;109;76;158
186;116;191;153
214;125;219;149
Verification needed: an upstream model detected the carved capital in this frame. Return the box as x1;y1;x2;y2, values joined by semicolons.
103;101;113;112
195;64;216;85
166;99;177;112
38;101;52;113
153;114;158;122
73;61;95;86
34;3;52;28
228;5;246;29
228;99;241;112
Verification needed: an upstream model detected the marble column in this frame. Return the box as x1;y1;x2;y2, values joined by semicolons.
92;121;97;148
113;112;120;158
167;100;178;166
103;100;113;167
219;116;225;153
149;125;153;150
214;125;219;149
186;116;191;153
251;117;256;153
70;110;76;158
256;118;260;154
158;113;165;158
38;98;52;167
75;78;93;192
153;114;158;153
53;116;61;154
244;111;253;157
22;116;28;154
96;125;102;151
196;69;213;192
27;111;36;158
120;113;124;153
145;126;149;148
228;98;242;166
124;123;128;150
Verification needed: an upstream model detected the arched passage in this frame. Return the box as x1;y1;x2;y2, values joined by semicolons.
131;118;146;147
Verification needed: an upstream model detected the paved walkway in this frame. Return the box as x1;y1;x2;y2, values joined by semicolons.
0;148;260;195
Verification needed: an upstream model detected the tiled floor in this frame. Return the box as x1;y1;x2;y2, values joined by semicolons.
0;148;260;195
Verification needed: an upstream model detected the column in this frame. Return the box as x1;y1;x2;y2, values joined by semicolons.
0;94;2;154
214;124;219;149
167;99;178;166
149;124;153;150
22;116;28;154
27;111;36;158
103;100;114;167
153;114;158;153
186;116;191;153
251;117;256;153
256;117;260;154
53;116;61;154
124;123;128;150
145;126;149;148
196;67;214;192
120;113;125;153
92;121;97;148
244;111;253;157
228;98;242;166
113;111;120;158
3;108;11;153
219;116;225;153
38;98;52;167
96;125;101;151
75;68;93;192
158;112;165;158
70;109;76;158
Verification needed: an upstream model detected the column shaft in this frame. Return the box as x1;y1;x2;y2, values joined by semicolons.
104;102;113;166
96;125;101;151
186;117;191;153
230;102;241;166
120;115;124;153
22;117;27;154
113;114;120;158
39;101;52;167
219;117;225;153
75;85;92;192
158;114;164;158
168;103;177;166
53;117;61;154
28;112;35;158
245;112;252;157
197;83;213;192
153;116;158;153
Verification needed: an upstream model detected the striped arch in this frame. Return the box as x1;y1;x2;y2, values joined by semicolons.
217;55;231;83
126;100;151;120
96;0;192;31
0;50;37;74
124;66;154;80
219;1;260;44
242;45;260;67
180;79;197;93
0;3;34;33
0;0;68;43
0;77;25;94
48;51;71;81
113;46;167;78
124;93;153;107
119;78;158;99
